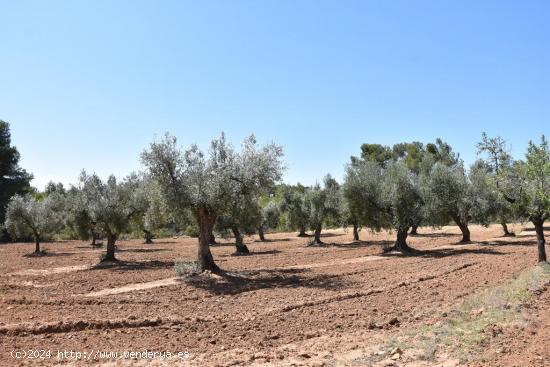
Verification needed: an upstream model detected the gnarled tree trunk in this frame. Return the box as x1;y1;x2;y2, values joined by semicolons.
410;225;418;235
353;224;360;241
197;207;220;272
232;226;249;254
532;217;547;263
258;225;266;241
297;227;307;237
103;232;118;262
143;230;154;244
394;226;411;252
308;225;323;246
501;222;514;237
453;216;471;242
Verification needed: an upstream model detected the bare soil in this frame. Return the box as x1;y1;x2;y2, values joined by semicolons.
0;224;548;366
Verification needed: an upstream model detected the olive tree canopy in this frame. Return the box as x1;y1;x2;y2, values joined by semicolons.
279;184;310;237
75;172;137;262
501;136;550;262
4;193;64;254
476;133;516;235
344;160;422;251
258;200;280;241
141;133;284;272
127;173;169;244
305;175;341;246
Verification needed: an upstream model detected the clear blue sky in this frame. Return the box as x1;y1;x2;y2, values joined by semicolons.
1;0;548;189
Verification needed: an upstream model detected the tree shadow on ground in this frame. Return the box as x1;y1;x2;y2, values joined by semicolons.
116;248;171;253
382;247;505;259
522;226;550;232
220;250;282;258
320;232;345;238
209;242;238;247
307;240;393;249
23;251;74;258
253;238;292;243
476;240;536;247
74;245;104;249
184;268;346;295
150;240;180;244
90;260;175;271
409;232;459;238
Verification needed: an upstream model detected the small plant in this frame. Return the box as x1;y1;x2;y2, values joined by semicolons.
174;260;198;276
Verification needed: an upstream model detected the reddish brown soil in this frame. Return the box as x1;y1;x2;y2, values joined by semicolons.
0;224;548;366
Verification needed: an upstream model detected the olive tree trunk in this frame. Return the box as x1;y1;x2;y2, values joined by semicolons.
297;227;307;237
353;224;360;241
143;230;154;244
90;229;96;246
532;218;547;263
258;225;266;241
410;225;418;235
103;232;118;262
394;226;411;252
232;226;249;254
33;231;41;253
501;222;514;237
308;225;323;246
208;230;217;245
197;207;220;272
453;216;471;243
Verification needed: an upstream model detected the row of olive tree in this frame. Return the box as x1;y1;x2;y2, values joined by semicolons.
3;132;548;267
3;171;169;260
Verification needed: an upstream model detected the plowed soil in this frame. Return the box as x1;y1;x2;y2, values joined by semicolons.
1;224;548;366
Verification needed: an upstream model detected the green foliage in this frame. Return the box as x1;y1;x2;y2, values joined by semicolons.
356;139;458;174
76;171;137;238
4;193;64;243
0;121;33;228
344;159;422;243
260;200;280;231
381;162;423;231
420;163;470;227
476;133;517;226
343;160;385;231
304;175;342;231
503;136;550;221
216;194;262;237
279;184;310;233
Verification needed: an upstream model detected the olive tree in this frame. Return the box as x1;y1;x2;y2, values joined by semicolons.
501;136;549;262
76;172;137;262
279;184;310;237
340;197;361;241
305;175;341;246
356;139;459;236
477;133;516;236
381;162;424;251
4;193;64;254
420;163;472;242
64;186;101;246
420;160;497;243
142;133;284;272
216;195;262;254
127;174;169;244
258;200;280;241
344;159;423;251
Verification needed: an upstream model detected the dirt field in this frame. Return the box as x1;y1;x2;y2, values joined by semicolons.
1;224;549;366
